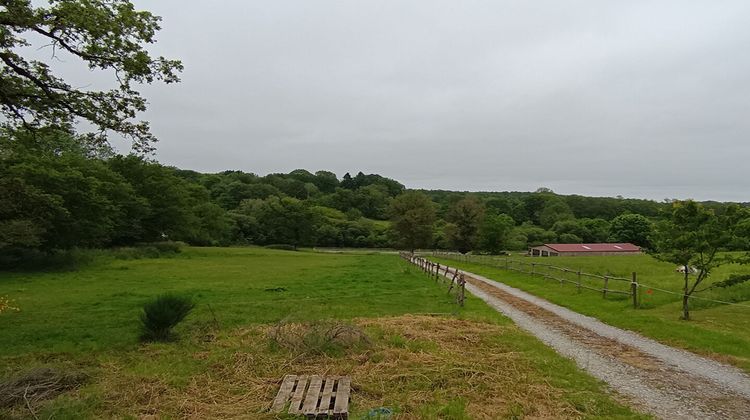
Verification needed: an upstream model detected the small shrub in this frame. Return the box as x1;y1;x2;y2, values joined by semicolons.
113;242;184;260
137;246;160;259
112;246;156;260
0;248;97;271
264;244;297;251
140;294;195;342
151;241;185;254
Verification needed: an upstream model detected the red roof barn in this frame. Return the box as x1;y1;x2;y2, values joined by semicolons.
529;243;641;257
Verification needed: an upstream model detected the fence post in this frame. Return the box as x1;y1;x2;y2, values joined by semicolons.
531;263;535;277
458;274;465;307
449;270;458;293
632;272;639;309
603;276;609;299
576;270;582;293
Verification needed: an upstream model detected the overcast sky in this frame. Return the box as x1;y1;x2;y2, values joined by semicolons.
103;1;750;201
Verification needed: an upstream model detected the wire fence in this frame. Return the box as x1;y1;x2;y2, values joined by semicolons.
400;252;466;307
432;252;639;306
429;251;750;310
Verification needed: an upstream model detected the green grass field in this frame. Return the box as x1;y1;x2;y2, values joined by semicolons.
433;253;750;373
0;247;645;419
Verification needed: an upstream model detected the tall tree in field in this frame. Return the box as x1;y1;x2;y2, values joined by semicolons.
261;197;319;250
478;213;515;254
0;0;182;152
609;213;653;247
446;196;485;253
651;201;750;320
389;191;436;252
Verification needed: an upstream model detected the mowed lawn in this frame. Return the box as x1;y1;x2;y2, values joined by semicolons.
434;254;750;373
0;247;645;419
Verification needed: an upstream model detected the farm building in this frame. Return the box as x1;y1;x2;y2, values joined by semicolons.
528;243;641;257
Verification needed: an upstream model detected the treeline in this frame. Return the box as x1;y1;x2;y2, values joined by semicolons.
0;132;402;263
404;193;657;254
2;131;745;264
416;187;745;253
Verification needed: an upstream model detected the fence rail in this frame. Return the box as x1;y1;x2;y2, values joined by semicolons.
431;252;640;307
400;252;466;306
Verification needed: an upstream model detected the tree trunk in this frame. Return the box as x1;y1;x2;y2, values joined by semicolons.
682;268;690;320
682;293;690;320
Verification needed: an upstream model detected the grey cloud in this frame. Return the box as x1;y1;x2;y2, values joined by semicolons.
117;0;750;201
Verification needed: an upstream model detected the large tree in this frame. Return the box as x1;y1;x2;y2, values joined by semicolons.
609;213;653;247
389;191;435;252
0;0;182;152
446;196;485;253
651;201;750;320
237;196;319;249
478;213;515;254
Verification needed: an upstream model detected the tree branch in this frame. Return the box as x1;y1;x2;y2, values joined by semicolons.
29;25;118;65
0;52;76;113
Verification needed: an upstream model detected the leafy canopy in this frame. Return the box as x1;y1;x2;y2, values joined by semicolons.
609;213;653;247
0;0;182;152
446;196;486;253
389;191;436;252
651;200;750;319
478;213;515;254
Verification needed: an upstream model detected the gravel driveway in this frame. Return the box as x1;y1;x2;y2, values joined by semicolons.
424;260;750;419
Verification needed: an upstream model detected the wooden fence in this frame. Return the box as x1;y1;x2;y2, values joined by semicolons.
400;252;466;307
432;252;641;308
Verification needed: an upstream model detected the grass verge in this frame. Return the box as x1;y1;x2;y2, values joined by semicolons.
433;255;750;373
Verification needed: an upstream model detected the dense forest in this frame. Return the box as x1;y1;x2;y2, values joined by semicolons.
1;130;746;265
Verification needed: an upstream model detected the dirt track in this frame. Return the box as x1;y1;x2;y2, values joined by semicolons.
429;262;750;419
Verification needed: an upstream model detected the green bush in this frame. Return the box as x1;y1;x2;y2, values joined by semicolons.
112;246;156;260
113;242;184;260
0;248;98;271
264;244;297;251
139;294;195;342
151;241;185;254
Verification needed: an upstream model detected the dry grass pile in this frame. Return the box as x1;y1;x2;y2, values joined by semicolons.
268;320;371;355
96;315;582;419
0;367;87;416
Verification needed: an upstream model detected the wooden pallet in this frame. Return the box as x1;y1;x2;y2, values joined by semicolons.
271;375;351;419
